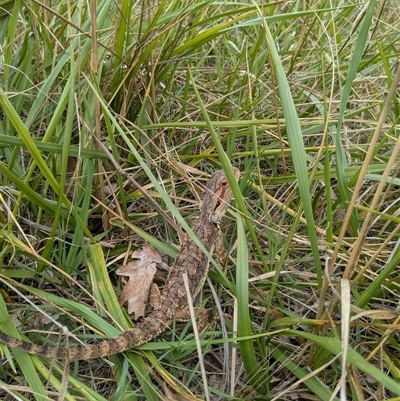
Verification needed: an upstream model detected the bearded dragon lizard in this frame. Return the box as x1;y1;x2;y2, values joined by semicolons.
0;168;239;360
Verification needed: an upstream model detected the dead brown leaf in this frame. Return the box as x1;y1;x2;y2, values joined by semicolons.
116;245;162;319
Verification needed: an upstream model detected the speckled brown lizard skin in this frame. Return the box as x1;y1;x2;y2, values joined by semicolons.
0;168;239;360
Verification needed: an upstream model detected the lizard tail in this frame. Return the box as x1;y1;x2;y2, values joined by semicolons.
0;317;166;360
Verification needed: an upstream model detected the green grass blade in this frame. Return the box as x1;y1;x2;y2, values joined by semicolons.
259;9;322;286
0;93;62;194
236;214;267;393
286;329;400;396
271;346;339;401
334;0;376;235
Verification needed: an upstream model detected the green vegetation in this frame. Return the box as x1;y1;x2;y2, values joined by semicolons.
1;0;399;400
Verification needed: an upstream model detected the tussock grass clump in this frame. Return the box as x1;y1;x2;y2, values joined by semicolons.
1;0;399;400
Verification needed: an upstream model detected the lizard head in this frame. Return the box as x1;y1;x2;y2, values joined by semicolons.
200;167;240;223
